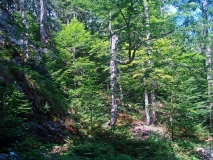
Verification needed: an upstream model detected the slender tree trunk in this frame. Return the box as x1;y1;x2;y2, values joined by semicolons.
40;0;45;45
119;85;124;107
72;47;76;89
144;0;150;43
109;34;118;126
151;82;157;125
201;0;213;132
72;47;76;64
170;90;174;141
20;0;29;59
144;79;150;125
143;0;151;125
108;12;119;126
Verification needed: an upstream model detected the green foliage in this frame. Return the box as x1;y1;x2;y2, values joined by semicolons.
55;18;91;52
0;83;32;146
47;132;178;160
71;142;114;158
13;135;46;160
0;1;212;160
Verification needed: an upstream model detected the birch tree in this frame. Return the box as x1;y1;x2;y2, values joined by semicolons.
20;0;29;59
40;0;46;45
201;0;213;132
107;1;143;126
109;33;119;126
143;0;151;125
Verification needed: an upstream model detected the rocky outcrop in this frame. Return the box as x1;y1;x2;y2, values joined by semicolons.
35;121;68;144
0;153;20;160
31;119;80;144
0;5;16;50
197;147;213;160
0;5;14;34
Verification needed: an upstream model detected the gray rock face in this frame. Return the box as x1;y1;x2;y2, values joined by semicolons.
36;121;68;144
0;5;15;51
0;6;28;47
197;147;213;160
0;6;14;32
0;153;19;160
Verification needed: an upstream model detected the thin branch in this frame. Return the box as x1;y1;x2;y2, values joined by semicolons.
114;45;141;65
143;23;186;43
119;9;129;27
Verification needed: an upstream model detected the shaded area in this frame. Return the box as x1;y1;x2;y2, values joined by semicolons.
46;131;178;160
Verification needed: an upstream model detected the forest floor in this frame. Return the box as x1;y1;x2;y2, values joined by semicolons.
130;121;169;140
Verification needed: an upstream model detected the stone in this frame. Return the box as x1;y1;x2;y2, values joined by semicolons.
36;121;68;144
197;147;213;160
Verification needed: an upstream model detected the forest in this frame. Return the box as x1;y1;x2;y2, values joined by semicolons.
0;0;213;159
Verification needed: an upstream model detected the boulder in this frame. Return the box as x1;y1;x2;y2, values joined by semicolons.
197;147;213;160
36;121;68;144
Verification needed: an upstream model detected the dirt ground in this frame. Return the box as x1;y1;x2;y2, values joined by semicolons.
130;121;169;140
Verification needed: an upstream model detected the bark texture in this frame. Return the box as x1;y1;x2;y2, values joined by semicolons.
144;82;150;125
151;82;157;125
201;0;213;132
20;0;29;59
144;0;151;125
40;0;45;45
108;34;118;126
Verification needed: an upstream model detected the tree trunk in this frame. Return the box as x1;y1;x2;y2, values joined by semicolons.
144;0;150;43
143;0;151;125
119;85;124;107
201;0;213;132
40;0;45;45
20;0;29;59
109;34;118;126
144;80;150;125
151;82;157;125
170;91;174;141
108;12;119;126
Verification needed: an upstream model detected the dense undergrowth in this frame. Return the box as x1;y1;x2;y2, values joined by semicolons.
0;78;210;160
0;77;211;159
0;1;212;159
7;122;211;160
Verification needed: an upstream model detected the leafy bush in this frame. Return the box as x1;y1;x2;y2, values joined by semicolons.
0;83;32;146
71;142;114;158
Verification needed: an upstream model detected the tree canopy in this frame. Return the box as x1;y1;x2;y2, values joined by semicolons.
0;0;213;159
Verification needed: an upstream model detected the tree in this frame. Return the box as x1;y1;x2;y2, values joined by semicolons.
108;25;119;125
143;0;151;125
172;0;213;132
20;0;29;59
201;0;213;133
40;0;45;45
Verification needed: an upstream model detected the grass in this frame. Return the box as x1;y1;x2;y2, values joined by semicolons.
43;129;179;160
7;111;211;160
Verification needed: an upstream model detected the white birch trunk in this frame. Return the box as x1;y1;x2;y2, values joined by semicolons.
144;0;151;125
170;91;174;140
151;82;157;125
20;0;29;59
109;34;118;126
119;85;124;107
40;0;45;45
108;11;119;126
201;0;213;132
144;80;150;125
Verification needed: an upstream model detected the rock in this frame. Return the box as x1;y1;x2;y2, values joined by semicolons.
0;153;19;160
36;121;68;144
138;130;150;137
0;5;15;34
0;154;10;159
51;145;69;153
197;147;213;160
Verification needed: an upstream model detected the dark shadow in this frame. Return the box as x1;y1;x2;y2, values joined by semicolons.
47;130;178;160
